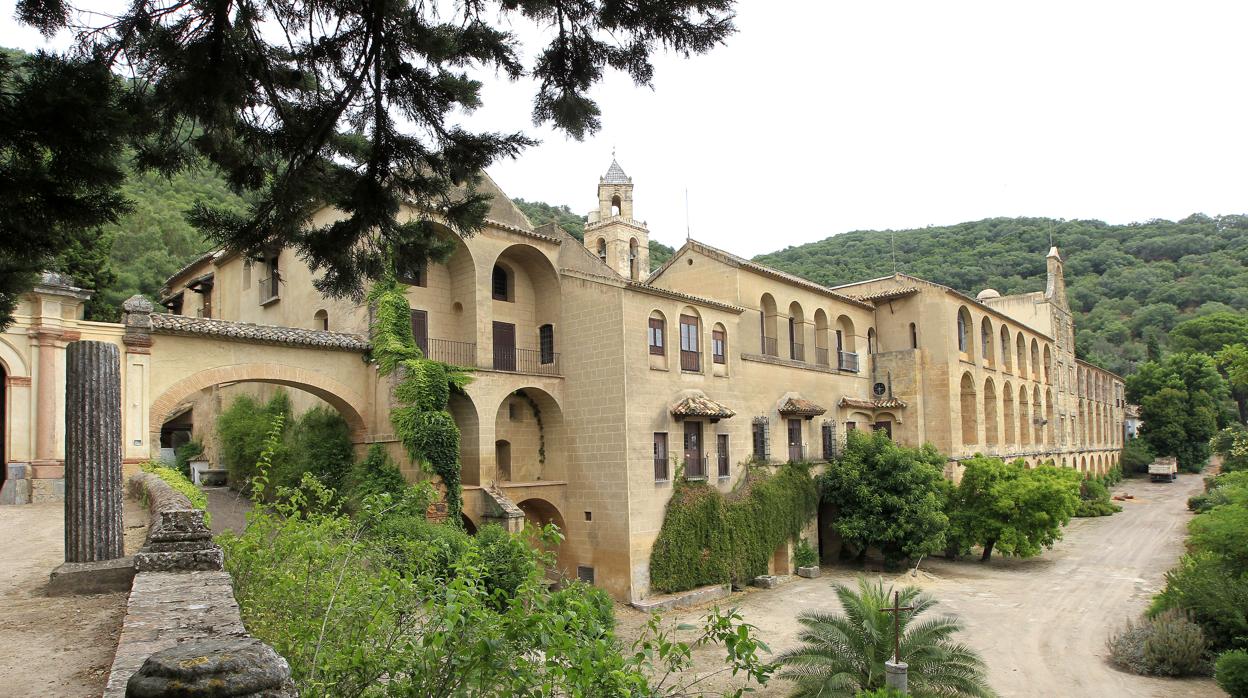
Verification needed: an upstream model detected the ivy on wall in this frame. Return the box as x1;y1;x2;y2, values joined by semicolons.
648;462;820;593
515;389;545;465
369;278;472;522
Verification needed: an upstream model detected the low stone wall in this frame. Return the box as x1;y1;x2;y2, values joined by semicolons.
105;472;293;697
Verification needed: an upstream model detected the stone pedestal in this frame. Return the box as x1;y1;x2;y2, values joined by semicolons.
885;659;908;693
125;638;295;697
64;341;124;563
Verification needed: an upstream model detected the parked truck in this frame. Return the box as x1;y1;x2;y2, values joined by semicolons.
1149;456;1178;482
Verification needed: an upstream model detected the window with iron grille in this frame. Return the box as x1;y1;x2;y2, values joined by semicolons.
751;417;769;462
653;432;669;481
648;317;665;355
491;265;510;301
712;329;726;364
576;565;595;584
822;421;837;460
539;324;555;364
717;434;730;477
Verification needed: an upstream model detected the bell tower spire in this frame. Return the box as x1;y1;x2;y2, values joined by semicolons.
585;156;649;280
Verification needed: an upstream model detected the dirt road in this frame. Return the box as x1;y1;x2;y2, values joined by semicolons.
0;499;147;698
618;475;1223;697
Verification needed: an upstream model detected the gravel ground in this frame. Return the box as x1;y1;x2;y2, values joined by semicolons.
617;474;1225;697
0;497;148;698
202;486;252;535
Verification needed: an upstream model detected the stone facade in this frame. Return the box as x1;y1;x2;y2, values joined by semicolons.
0;162;1126;602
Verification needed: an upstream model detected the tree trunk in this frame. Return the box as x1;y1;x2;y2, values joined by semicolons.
980;540;995;562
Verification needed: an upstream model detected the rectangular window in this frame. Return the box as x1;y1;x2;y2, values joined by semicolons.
751;417;769;462
653;432;669;481
576;566;595;584
648;317;665;355
680;315;700;372
821;421;837;460
836;329;844;352
717;434;730;477
846;421;857;432
712;329;726;364
539;324;555;365
410;309;428;357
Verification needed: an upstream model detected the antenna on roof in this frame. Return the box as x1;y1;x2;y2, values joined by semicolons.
685;187;691;241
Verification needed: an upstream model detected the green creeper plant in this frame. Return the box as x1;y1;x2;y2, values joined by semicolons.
140;459;211;526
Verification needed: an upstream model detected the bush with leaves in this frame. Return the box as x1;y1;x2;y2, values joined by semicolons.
220;451;776;696
947;457;1081;561
140;459;211;526
777;577;994;697
1121;438;1155;476
794;538;818;568
1108;609;1208;677
820;430;950;566
1217;650;1248;698
281;406;354;493
173;439;204;479
217;391;291;487
1075;475;1122;517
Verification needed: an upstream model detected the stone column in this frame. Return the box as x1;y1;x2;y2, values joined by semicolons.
884;659;908;693
64;341;124;563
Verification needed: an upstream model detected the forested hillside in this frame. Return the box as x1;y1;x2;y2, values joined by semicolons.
755;215;1248;376
513;198;675;270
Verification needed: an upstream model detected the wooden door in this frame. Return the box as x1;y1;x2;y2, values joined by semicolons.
493;321;516;371
411;310;429;357
788;418;804;462
683;421;703;477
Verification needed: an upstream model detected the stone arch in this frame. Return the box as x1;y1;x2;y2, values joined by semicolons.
595;237;607;263
956;306;972;354
983;377;999;447
313;308;329;332
148;363;369;446
814;309;830;364
981;317;995;366
680;305;705;370
1080;455;1088;472
835;314;857;353
1043;344;1053;384
787;301;806;361
1000;325;1012;372
461;512;479;535
0;336;30;378
1018;384;1031;446
517;496;570;574
1002;380;1016;447
1031;338;1041;381
1032;385;1043;446
867;327;876;355
1045;388;1056;444
493;386;566;482
960;372;978;447
1016;333;1028;378
449;391;481;485
628;237;640;280
760;293;779;355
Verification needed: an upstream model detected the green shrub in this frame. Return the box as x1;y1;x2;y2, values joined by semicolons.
343;444;409;513
793;538;817;568
475;523;534;603
1075;476;1122;517
140;460;211;526
649;462;818;592
1143;609;1209;676
173;439;203;479
549;581;616;639
1109;609;1209;676
1216;650;1248;698
854;690;908;698
281;406;354;493
217;392;291;487
1151;552;1248;653
1121;438;1155;475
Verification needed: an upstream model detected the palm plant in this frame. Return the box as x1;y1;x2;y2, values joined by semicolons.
777;577;994;697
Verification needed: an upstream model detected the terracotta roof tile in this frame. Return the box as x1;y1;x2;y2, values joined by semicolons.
151;314;369;352
670;395;735;420
778;397;827;416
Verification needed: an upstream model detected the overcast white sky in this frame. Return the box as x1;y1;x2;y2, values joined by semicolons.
5;1;1246;257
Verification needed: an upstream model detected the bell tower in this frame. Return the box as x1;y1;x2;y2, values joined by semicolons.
585;158;649;280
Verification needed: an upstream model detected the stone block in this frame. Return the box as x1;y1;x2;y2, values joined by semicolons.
48;556;135;596
125;637;295;698
752;575;780;589
797;565;821;579
30;477;65;503
630;583;731;612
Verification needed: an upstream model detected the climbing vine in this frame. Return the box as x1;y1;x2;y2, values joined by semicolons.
649;462;820;593
515;389;545;465
369;278;472;522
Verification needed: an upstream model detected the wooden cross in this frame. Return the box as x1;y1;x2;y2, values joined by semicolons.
881;590;915;664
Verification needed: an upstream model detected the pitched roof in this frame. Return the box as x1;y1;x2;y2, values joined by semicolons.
602;159;631;184
625;282;745;314
649;239;874;310
838;396;909;410
778;397;827;417
151;314;369;352
670;394;735;420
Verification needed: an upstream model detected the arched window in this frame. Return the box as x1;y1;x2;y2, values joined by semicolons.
1000;326;1012;371
760;294;778;356
835;315;857;371
980;318;994;365
595;238;607;264
629;238;639;280
956;307;971;353
960;372;978;447
867;328;876;354
712;323;727;364
610;195;621;217
491;264;511;301
1016;333;1027;378
1031;339;1041;380
648;310;666;356
788;302;805;361
314;309;329;331
1043;344;1053;383
679;309;701;372
983;378;998;447
910;322;918;349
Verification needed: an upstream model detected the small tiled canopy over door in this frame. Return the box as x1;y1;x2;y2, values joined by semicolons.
683;421;704;477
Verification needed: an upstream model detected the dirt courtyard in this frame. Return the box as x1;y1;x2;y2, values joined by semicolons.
618;475;1224;697
0;498;147;698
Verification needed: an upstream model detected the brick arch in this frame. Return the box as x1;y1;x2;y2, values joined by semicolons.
149;362;369;444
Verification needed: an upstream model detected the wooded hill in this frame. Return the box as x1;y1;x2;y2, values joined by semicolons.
755;215;1248;377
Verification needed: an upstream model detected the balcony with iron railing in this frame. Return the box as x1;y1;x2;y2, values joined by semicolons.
258;276;280;305
680;350;701;373
837;350;860;373
421;338;478;367
790;341;805;362
761;336;778;357
815;347;830;367
492;346;560;376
